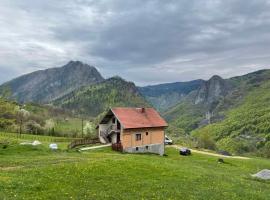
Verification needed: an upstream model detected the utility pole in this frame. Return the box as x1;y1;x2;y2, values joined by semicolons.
81;117;84;138
19;105;22;138
19;118;22;137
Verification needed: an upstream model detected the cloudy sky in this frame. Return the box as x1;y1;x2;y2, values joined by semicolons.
0;0;270;85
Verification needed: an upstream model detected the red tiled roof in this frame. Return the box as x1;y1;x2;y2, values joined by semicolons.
111;107;168;129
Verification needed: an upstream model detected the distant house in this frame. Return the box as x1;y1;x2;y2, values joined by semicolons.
97;107;168;155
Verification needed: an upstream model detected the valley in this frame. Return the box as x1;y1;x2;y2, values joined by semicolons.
1;61;270;158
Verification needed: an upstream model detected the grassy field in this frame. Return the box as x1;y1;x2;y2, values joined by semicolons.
54;118;83;136
0;134;270;200
0;132;74;150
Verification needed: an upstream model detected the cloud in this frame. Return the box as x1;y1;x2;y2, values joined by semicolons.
0;0;270;85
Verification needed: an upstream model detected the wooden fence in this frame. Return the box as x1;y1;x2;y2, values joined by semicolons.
68;137;99;149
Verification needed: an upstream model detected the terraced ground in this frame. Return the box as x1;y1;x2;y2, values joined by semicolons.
0;134;270;200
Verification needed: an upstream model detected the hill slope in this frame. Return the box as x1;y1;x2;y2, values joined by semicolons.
164;70;270;133
0;144;270;199
53;77;150;117
163;69;270;156
192;80;270;155
0;61;104;103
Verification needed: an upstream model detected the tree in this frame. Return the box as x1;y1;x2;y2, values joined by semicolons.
44;119;55;136
83;122;96;138
15;106;30;136
196;133;216;150
25;120;43;135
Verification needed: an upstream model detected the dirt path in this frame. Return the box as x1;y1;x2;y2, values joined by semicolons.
171;145;251;160
79;144;111;151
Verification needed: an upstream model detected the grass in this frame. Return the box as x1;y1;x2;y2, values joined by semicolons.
0;132;74;150
0;134;270;200
54;118;83;135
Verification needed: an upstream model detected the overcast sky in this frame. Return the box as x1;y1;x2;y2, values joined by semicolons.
0;0;270;85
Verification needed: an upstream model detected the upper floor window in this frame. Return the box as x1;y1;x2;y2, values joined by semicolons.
135;133;141;141
112;117;116;124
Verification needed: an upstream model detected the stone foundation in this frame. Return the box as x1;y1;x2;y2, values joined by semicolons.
123;143;164;156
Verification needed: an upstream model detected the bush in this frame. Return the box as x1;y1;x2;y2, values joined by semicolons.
263;141;270;158
83;122;97;138
216;137;257;155
24;120;44;134
196;133;216;150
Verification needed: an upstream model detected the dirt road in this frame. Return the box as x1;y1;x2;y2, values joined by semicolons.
171;145;251;160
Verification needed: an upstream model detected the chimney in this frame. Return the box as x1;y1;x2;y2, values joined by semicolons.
141;107;145;113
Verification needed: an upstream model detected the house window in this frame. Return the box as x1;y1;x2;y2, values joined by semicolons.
146;132;148;136
135;133;141;141
136;147;139;151
146;146;149;150
112;117;116;124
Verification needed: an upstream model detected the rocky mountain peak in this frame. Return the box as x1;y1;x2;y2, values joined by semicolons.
195;75;229;106
0;61;104;103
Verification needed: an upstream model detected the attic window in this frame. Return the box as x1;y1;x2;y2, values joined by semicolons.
135;133;141;141
112;117;116;124
146;132;148;136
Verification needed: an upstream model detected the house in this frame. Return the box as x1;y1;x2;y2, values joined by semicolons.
97;107;168;155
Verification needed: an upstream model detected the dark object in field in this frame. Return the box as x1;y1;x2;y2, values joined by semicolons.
179;148;191;156
163;154;168;157
0;141;9;149
218;150;231;156
218;158;224;163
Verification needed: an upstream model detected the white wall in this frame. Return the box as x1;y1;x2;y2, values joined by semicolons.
98;116;119;143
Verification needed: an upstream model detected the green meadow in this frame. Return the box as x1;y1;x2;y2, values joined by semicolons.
0;134;269;200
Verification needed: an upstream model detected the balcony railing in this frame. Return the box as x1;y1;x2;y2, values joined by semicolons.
105;124;120;135
100;123;120;144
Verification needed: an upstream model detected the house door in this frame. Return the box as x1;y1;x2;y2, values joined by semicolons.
117;121;121;130
117;133;120;143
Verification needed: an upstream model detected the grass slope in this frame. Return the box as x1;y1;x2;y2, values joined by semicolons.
0;135;269;199
0;132;73;150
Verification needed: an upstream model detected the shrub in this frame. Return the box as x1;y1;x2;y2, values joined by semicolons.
83;122;97;138
24;120;44;134
196;133;216;150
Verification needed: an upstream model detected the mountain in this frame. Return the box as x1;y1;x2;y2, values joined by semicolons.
165;70;270;132
194;75;231;106
53;76;150;117
162;69;270;156
192;81;270;155
0;61;104;103
139;80;203;112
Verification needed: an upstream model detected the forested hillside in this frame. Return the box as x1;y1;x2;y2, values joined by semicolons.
192;81;270;157
53;77;149;117
163;69;270;157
